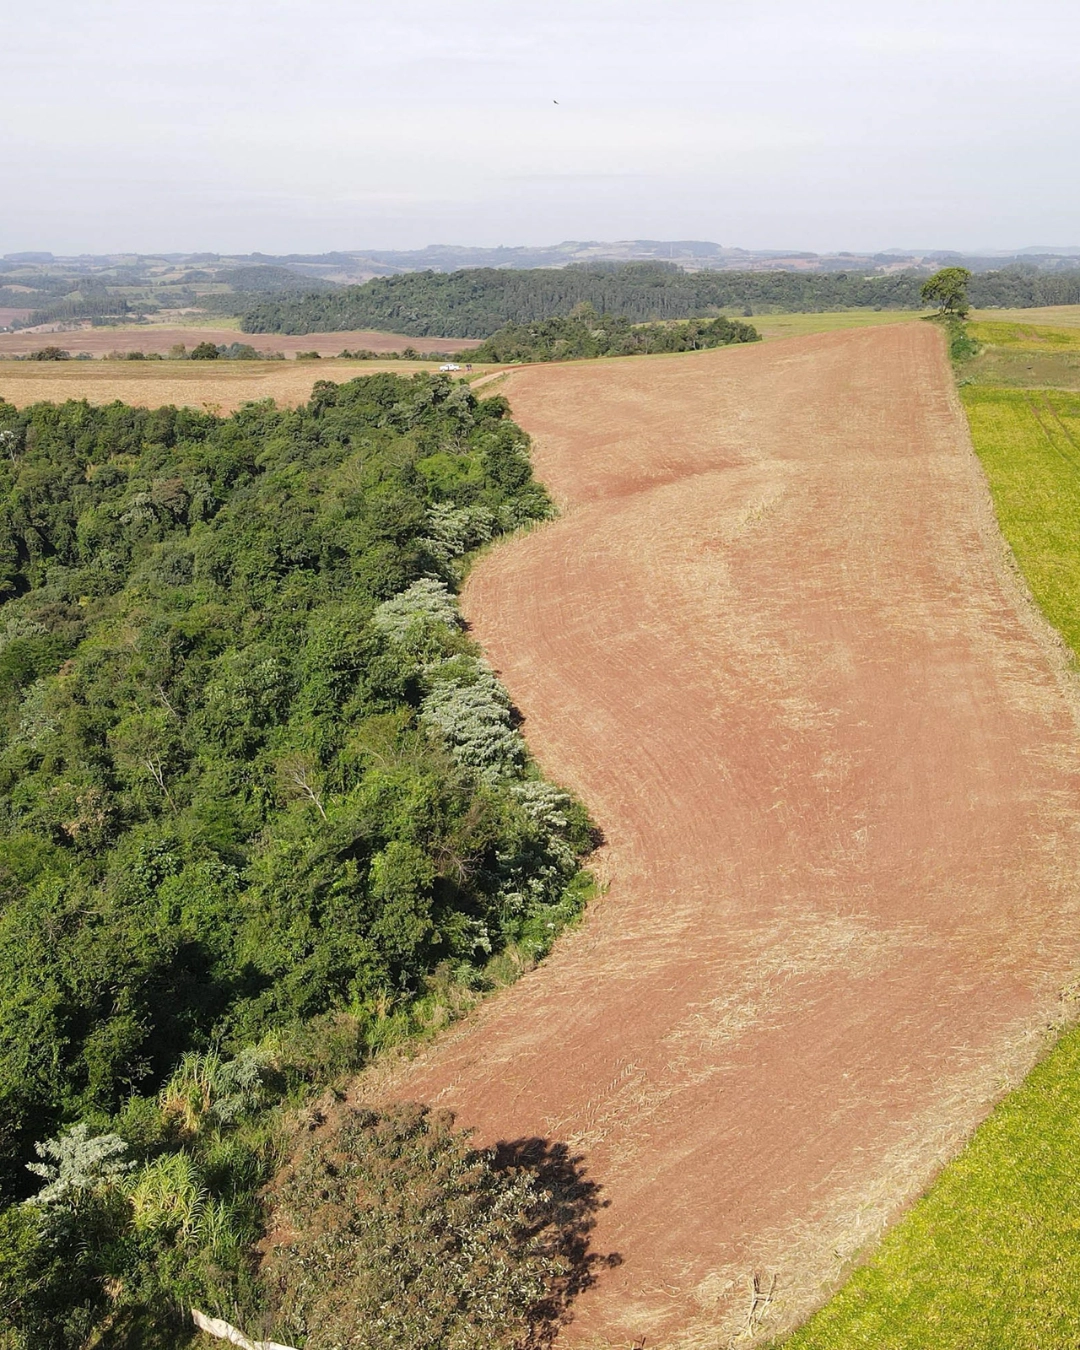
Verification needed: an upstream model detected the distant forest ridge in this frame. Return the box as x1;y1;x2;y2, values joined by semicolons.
239;265;1080;339
6;246;1080;335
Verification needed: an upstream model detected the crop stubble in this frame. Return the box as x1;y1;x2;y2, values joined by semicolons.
0;325;480;358
372;326;1080;1346
0;358;449;415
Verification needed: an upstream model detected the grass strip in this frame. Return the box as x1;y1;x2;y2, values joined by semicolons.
963;386;1080;652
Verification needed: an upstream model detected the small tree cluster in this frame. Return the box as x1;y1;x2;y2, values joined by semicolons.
263;1104;570;1350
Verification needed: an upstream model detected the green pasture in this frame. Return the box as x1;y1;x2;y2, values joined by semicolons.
779;382;1080;1348
968;320;1080;351
958;319;1080;390
970;304;1080;329
747;309;924;340
962;386;1080;652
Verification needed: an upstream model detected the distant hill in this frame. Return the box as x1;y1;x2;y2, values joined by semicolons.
9;242;1080;273
287;241;1080;278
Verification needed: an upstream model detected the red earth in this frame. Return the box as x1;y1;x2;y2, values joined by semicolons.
0;325;480;358
369;327;1080;1345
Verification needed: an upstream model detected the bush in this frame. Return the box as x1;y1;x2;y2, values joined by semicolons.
948;320;981;361
262;1103;607;1350
466;307;760;364
421;660;525;783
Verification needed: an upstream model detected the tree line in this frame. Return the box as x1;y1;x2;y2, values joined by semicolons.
463;306;759;363
237;263;1080;338
0;374;595;1347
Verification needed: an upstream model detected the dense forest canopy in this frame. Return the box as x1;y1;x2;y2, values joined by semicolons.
237;264;920;336
238;264;1080;338
8;258;1080;339
0;376;593;1346
464;308;760;363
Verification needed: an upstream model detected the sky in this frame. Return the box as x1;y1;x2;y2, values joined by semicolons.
3;0;1080;256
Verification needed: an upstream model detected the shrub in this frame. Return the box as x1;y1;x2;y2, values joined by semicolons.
421;660;525;783
262;1103;603;1350
948;321;981;361
371;577;463;644
26;1124;133;1209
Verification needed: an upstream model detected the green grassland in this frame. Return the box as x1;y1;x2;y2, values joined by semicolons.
961;386;1080;652
779;352;1080;1349
747;309;924;339
971;304;1080;328
959;318;1080;390
967;320;1080;349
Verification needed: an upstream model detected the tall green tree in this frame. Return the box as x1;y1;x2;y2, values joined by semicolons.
921;267;972;317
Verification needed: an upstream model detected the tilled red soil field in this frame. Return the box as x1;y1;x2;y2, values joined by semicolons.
371;327;1080;1346
0;325;479;358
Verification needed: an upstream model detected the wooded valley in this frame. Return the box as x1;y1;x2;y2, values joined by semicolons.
0;375;594;1346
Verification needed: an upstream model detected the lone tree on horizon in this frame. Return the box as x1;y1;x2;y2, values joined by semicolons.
921;266;972;318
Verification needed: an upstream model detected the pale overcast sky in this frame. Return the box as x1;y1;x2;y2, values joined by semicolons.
3;0;1079;255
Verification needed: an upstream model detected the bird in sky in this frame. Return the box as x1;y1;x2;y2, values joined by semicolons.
553;99;559;104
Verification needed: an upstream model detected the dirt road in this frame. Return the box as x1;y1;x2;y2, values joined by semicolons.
374;327;1080;1345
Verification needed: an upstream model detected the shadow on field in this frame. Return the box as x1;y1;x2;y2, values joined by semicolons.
492;1136;622;1346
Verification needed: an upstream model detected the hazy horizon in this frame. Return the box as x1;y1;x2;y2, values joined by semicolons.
6;239;1080;262
5;0;1080;256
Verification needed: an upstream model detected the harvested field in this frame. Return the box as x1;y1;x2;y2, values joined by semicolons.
744;309;923;340
970;304;1080;327
369;326;1080;1346
0;325;480;358
0;308;33;328
0;357;452;414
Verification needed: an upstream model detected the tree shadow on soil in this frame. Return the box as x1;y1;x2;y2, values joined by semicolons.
492;1136;621;1347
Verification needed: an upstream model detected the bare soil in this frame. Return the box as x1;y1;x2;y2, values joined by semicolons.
369;327;1080;1346
0;358;456;414
0;326;480;358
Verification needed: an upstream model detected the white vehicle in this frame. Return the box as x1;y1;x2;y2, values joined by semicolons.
439;362;462;372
